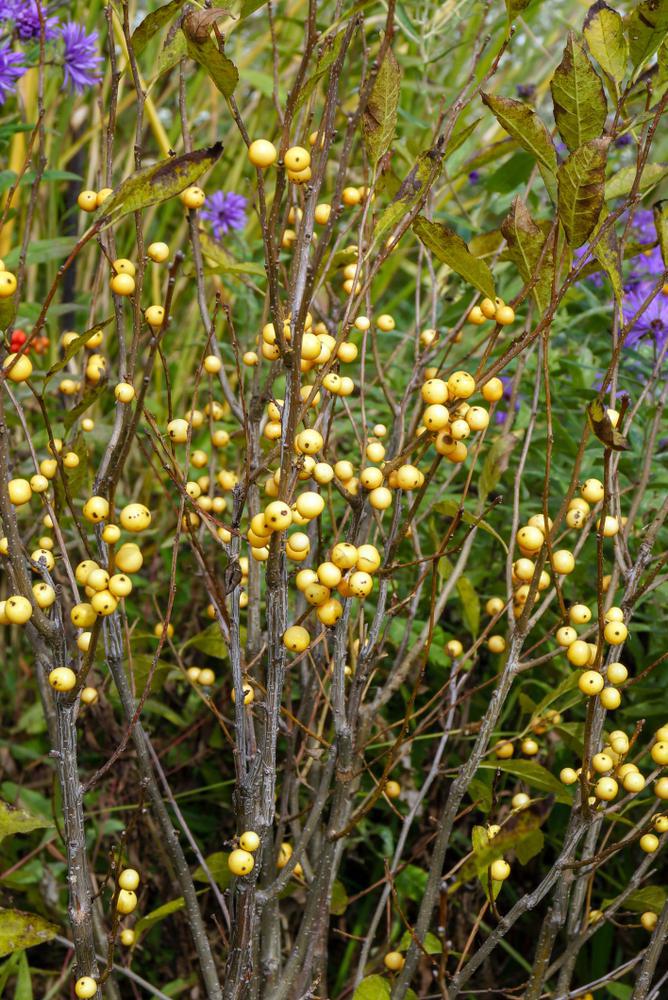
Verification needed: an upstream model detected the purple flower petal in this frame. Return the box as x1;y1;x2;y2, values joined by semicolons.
60;22;102;93
200;191;248;241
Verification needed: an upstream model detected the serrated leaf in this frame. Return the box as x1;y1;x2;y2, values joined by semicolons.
550;32;607;151
353;975;390;1000
481;92;557;172
330;880;348;915
0;800;52;843
193;851;232;890
0;910;57;958
478;760;572;803
42;317;113;388
626;0;668;70
373;145;444;246
132;0;188;55
99;144;224;225
295;31;345;111
182;622;228;659
135;896;186;936
583;2;628;82
605;162;668;199
413;216;495;298
435;499;508;554
183;13;238;97
653;200;668;267
501;197;555;311
557;137;609;247
362;47;401;165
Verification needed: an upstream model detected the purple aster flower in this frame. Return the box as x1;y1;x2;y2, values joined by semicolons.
494;375;520;426
573;245;604;288
59;23;102;92
614;133;633;148
200;191;248;241
516;83;536;100
0;44;26;104
626;246;665;287
629;207;656;244
622;283;668;352
1;1;59;41
468;170;480;184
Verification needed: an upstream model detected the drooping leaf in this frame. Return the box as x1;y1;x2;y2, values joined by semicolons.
626;0;668;70
557;137;609;247
501;196;555;310
98;144;224;224
295;31;346;111
605;162;668;199
478;759;572;803
586;398;630;449
413;216;495;298
515;827;544;865
148;31;188;86
653;199;668;267
0;910;57;958
373;145;444;246
42;317;114;388
550;32;607;151
182;22;239;98
583;1;628;82
435;499;508;554
362;47;401;165
481;92;557;172
132;0;188;55
0;800;52;843
353;975;391;1000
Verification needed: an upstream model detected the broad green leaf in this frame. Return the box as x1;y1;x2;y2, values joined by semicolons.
99;143;224;224
62;383;107;433
515;827;544;865
42;317;113;388
467;777;493;813
435;499;508;554
605;162;668;199
591;208;623;304
550;32;607;151
182;622;228;659
481;92;557;172
653;200;668;267
353;975;390;1000
398;930;441;954
602;885;666;913
295;31;345;111
479;431;522;500
626;0;668;70
148;31;188;87
478;759;572;803
583;2;628;82
135;896;186;936
183;28;238;98
193;851;232;889
363;47;401;165
330;880;349;915
459;811;549;883
531;671;581;720
373;146;444;246
0;910;57;958
469;229;504;258
2;238;77;271
413;216;495;298
0;800;52;843
128;654;173;691
199;233;266;278
132;0;188;55
557;137;609;247
501;197;555;311
241;0;269;14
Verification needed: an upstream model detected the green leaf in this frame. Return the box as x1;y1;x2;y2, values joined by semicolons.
182;622;228;659
353;975;390;1000
550;32;607;151
193;851;232;890
15;950;32;1000
501;197;555;311
478;760;572;803
515;827;544;865
2;238;77;271
603;885;666;913
62;383;107;433
330;880;349;915
135;896;186;936
590;208;623;305
557;137;609;247
506;0;534;17
481;92;557;172
295;31;345;111
132;0;188;55
445;117;482;158
583;1;628;82
149;32;188;87
605;162;668;199
199;233;266;277
531;670;581;720
183;24;238;98
0;800;52;843
241;0;269;14
398;930;441;954
413;216;495;298
0;295;16;333
435;499;509;554
373;145;444;246
42;317;114;388
128;654;173;691
467;777;493;813
439;555;480;637
653;199;668;267
479;431;522;500
626;0;668;70
0;910;57;958
99;144;224;225
362;47;401;165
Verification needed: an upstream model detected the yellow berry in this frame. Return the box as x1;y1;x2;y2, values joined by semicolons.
3;352;32;382
228;848;254;876
248;139;277;168
75;977;98;999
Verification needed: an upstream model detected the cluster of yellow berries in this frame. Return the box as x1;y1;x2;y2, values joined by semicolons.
468;296;515;327
493;710;563;761
73;869;140;996
559;726;668;813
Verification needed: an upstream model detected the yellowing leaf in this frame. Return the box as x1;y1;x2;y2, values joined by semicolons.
550;32;607;151
0;800;52;843
413;216;495;298
586;398;630;450
626;0;668;70
501;197;555;311
0;909;57;958
557;137;609;247
583;1;628;82
363;47;401;165
481;92;557;172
